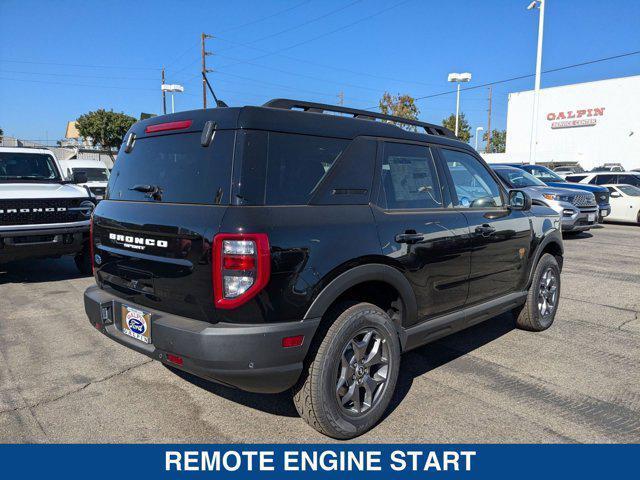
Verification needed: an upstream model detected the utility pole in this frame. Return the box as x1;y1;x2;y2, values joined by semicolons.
485;86;492;153
337;91;344;106
161;67;167;115
201;33;214;109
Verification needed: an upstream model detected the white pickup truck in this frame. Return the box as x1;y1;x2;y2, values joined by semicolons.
0;146;95;273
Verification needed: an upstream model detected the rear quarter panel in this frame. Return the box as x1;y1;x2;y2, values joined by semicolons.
218;205;382;323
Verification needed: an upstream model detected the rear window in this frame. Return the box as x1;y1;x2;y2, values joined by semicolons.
108;131;234;204
73;167;109;182
265;133;347;205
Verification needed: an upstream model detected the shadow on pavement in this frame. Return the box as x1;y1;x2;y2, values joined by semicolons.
0;257;89;284
166;311;516;420
562;232;593;240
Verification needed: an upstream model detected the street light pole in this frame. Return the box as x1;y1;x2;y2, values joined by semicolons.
448;72;472;138
528;0;546;164
475;127;484;151
455;83;461;137
161;84;184;114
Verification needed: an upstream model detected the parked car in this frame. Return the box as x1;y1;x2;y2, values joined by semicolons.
591;164;624;172
0;146;94;272
553;165;583;176
59;159;110;200
84;99;564;439
491;165;597;233
565;171;640;188
503;164;611;221
602;184;640;224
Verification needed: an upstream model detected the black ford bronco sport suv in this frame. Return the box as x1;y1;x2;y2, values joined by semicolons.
84;99;564;439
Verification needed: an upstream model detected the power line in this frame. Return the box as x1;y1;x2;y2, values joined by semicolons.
215;0;363;54
0;69;157;81
216;0;313;35
364;49;640;109
215;0;412;71
0;58;159;70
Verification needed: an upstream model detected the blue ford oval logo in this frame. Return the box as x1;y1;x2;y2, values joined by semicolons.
128;318;145;334
126;311;147;335
94;254;102;265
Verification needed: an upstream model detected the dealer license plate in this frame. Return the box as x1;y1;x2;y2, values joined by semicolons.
121;305;152;344
588;213;596;222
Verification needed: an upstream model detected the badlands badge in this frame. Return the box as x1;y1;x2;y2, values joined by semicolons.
121;305;152;344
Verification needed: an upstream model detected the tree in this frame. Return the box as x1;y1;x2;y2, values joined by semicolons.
0;126;3;141
442;112;471;142
483;129;507;153
76;109;136;154
379;92;420;131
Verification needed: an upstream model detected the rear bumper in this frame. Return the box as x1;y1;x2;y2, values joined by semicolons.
84;285;320;393
0;224;88;263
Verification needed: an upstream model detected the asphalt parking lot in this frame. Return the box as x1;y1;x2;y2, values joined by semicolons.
1;223;639;443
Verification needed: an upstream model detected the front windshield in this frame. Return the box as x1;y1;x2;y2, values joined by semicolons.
618;185;640;197
73;167;109;182
0;152;61;181
530;166;564;182
495;168;546;188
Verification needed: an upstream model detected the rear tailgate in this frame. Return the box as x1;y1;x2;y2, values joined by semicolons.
92;127;235;322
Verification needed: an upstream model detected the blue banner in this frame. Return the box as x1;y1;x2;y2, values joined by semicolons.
0;444;636;478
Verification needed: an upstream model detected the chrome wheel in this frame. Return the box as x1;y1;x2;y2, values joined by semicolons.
537;267;558;319
335;328;390;415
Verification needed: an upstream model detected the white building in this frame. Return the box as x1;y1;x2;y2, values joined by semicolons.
485;75;640;171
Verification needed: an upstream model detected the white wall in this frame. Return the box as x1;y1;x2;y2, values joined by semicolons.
505;75;640;171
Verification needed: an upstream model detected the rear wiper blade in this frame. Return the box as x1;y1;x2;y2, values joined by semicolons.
129;184;163;200
129;184;159;193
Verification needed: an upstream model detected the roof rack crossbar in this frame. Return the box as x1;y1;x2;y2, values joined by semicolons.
263;99;456;139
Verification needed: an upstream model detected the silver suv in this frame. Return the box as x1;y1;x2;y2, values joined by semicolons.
492;165;597;233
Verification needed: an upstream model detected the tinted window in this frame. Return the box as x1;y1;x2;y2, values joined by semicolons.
72;167;109;182
592;175;616;185
0;152;61;182
109;131;234;204
441;149;502;208
619;185;640;196
619;174;640;187
379;143;442;209
494;168;545;188
565;174;587;183
529;165;564;183
265;133;347;205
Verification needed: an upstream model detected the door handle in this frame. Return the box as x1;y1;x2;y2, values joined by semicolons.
395;233;426;244
475;224;496;237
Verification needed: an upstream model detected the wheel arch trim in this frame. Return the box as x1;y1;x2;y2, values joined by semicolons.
302;263;417;325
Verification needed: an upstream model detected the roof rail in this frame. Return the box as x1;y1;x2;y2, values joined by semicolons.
263;98;456;139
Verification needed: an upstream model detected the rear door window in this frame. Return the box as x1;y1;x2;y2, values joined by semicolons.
379;143;442;209
619;174;640;187
108;131;234;204
264;133;347;205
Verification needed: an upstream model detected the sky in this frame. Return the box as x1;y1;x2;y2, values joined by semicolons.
0;0;639;149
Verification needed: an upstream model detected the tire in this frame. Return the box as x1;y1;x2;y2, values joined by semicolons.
74;242;92;275
293;302;400;439
513;253;561;331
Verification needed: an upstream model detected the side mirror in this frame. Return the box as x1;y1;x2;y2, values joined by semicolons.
509;190;532;211
73;171;88;184
610;191;622;198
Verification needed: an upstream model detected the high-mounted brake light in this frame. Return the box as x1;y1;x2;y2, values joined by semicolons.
145;120;192;134
212;233;270;309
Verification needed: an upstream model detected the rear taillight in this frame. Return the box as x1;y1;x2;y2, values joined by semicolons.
89;215;95;274
212;233;270;309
